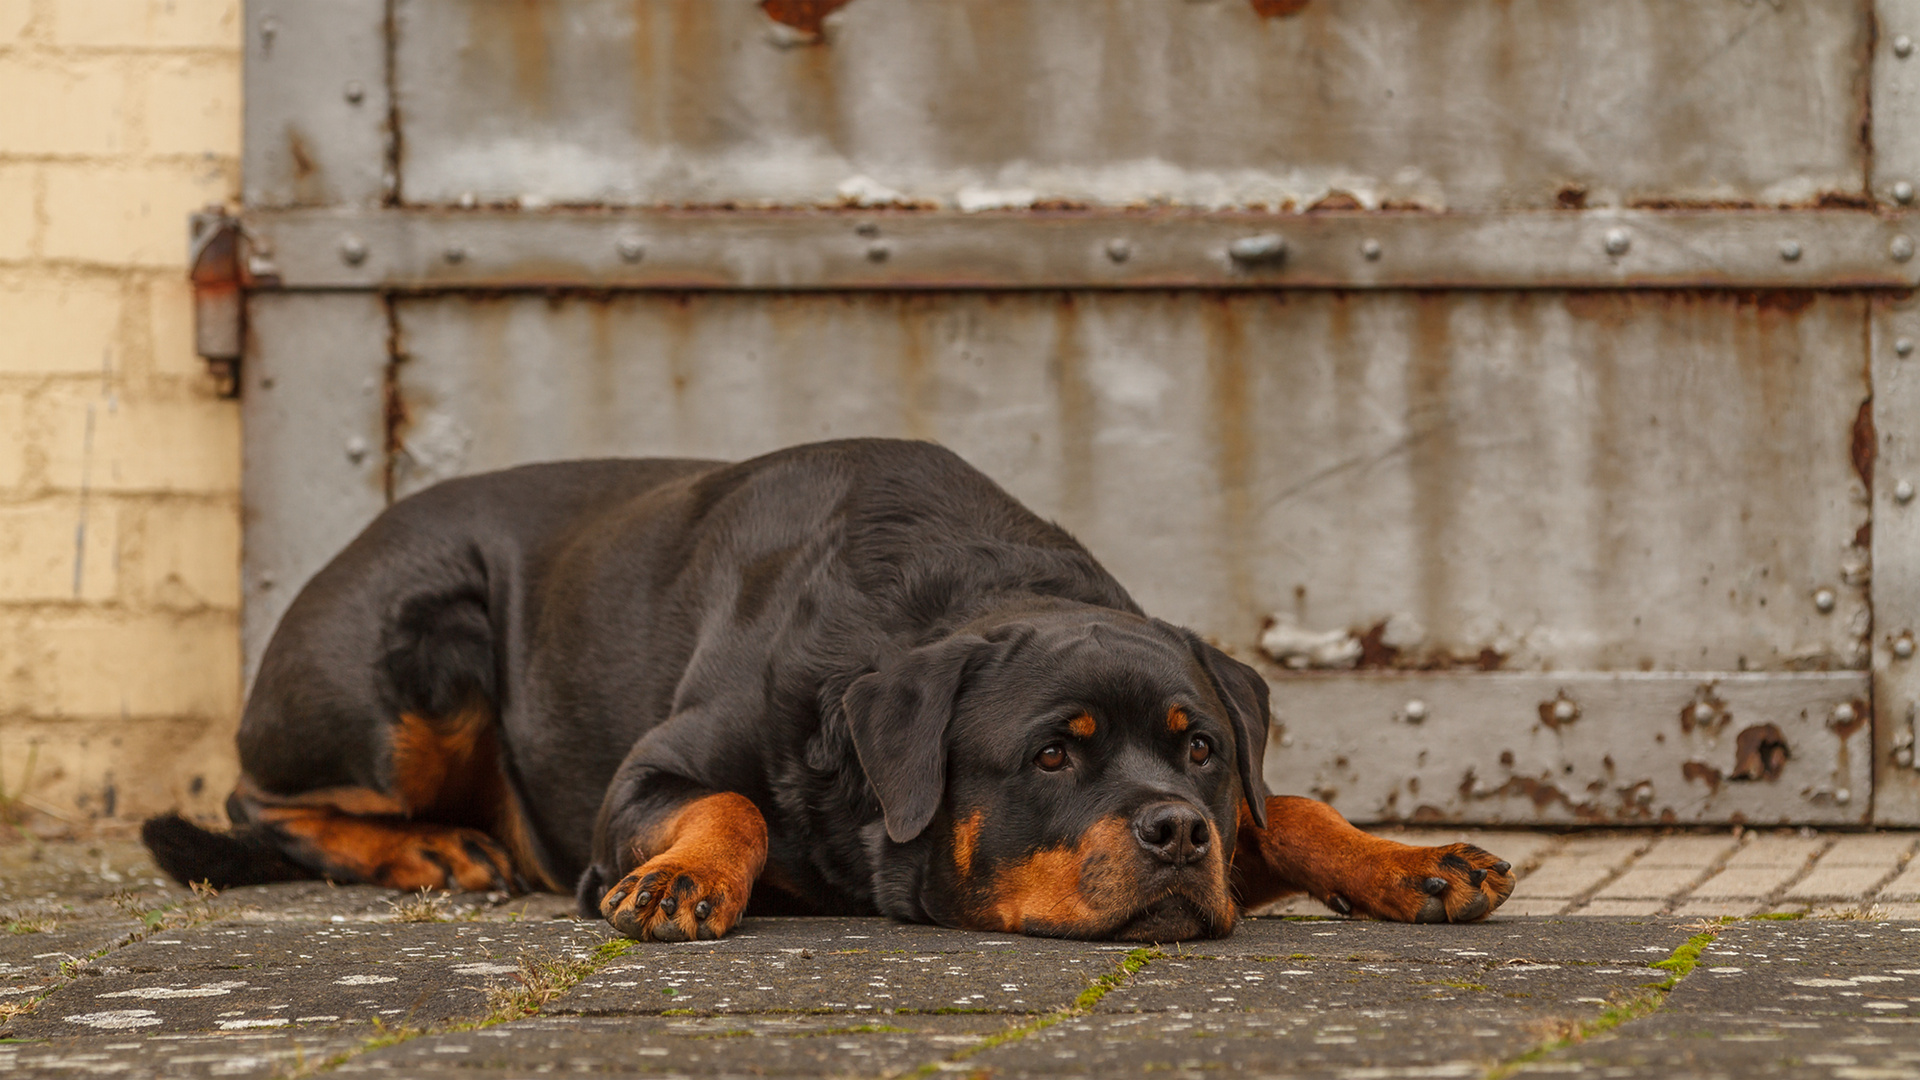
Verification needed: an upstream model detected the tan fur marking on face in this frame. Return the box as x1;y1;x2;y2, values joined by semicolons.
953;809;982;880
1167;707;1189;734
1068;713;1096;738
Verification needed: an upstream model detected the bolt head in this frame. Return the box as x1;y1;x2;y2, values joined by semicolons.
866;241;891;263
1279;733;1295;748
344;80;365;104
1551;699;1577;722
1814;587;1837;613
1898;34;1915;57
616;236;645;263
1901;337;1917;358
1894;235;1916;263
1402;700;1428;722
443;245;467;264
1897;181;1916;205
1105;238;1133;263
1634;786;1654;804
1835;787;1852;804
1229;234;1288;264
1833;702;1857;724
1779;240;1802;262
1603;228;1631;256
1896;635;1915;659
345;436;369;463
339;236;367;265
1897;746;1916;766
854;221;881;238
1360;238;1383;261
1898;479;1916;504
1692;702;1717;724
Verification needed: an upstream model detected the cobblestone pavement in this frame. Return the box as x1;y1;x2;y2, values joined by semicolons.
1;828;1916;1078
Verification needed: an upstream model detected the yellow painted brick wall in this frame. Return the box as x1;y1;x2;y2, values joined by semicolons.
0;0;241;825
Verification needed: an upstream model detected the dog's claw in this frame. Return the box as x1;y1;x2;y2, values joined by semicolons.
1468;869;1488;887
1329;894;1353;915
694;899;713;920
1491;861;1511;874
1421;876;1448;896
659;895;678;916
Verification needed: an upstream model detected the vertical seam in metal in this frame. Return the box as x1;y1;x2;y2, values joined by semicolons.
383;0;401;208
382;291;402;505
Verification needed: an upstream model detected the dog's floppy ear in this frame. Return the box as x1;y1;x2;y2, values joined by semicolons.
1182;630;1274;828
843;634;992;844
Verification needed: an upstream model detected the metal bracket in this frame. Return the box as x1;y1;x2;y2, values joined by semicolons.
189;206;244;398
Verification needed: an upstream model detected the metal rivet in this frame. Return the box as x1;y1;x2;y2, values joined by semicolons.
345;436;369;464
1779;240;1802;262
866;241;891;263
1897;479;1915;504
1897;746;1915;767
1360;238;1382;261
1105;239;1133;263
1835;787;1852;804
443;245;467;264
344;80;365;105
1402;700;1428;723
1634;786;1654;805
1692;702;1717;725
339;235;367;265
1279;733;1295;748
259;571;276;589
1898;337;1915;357
616;236;645;263
854;221;880;238
1896;635;1915;659
1551;699;1577;723
1897;181;1916;205
457;192;478;210
1603;228;1631;256
1228;234;1288;264
1833;702;1857;725
1894;235;1916;263
1814;587;1837;613
260;16;278;46
1898;34;1915;58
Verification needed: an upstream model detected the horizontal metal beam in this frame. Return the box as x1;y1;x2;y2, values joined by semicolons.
242;208;1920;292
1262;670;1872;827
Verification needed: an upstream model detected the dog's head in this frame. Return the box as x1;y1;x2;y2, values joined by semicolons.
844;603;1271;941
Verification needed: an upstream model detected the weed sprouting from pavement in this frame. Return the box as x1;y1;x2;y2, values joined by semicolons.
386;887;452;923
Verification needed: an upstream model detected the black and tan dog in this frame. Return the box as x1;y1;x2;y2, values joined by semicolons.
145;439;1512;941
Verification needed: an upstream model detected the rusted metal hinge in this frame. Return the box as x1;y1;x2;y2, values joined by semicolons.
189;205;282;398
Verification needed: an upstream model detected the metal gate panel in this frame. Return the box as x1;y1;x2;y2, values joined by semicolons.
240;294;392;685
391;0;1867;211
229;0;1917;824
391;290;1868;674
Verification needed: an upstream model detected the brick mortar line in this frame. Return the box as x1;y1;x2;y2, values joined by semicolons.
1751;838;1839;913
1778;838;1920;908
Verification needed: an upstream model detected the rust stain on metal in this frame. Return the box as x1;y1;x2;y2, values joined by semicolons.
1537;694;1581;731
1350;620;1505;671
1305;191;1363;212
1555;184;1588;209
1678;691;1730;735
288;130;315;179
1248;0;1310;17
1829;699;1868;739
760;0;853;36
1729;724;1790;782
1851;397;1876;489
1681;760;1724;794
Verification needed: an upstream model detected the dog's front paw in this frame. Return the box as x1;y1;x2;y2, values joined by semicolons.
1335;842;1514;923
599;854;751;942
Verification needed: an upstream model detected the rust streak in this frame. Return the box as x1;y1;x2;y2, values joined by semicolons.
760;0;852;37
1248;0;1310;16
1729;724;1791;782
1681;761;1724;794
1852;396;1876;489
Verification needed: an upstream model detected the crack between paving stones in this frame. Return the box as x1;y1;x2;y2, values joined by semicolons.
0;886;226;1034
290;936;639;1076
887;946;1160;1080
1482;926;1720;1080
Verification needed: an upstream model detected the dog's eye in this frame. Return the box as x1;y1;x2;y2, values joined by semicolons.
1035;744;1067;771
1189;735;1213;765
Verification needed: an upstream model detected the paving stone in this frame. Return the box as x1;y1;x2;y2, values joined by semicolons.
1636;834;1743;868
1880;862;1920;901
1671;899;1765;919
1496;896;1572;917
1592;864;1704;900
1573;899;1667;917
333;1013;1004;1076
0;1026;376;1079
1176;918;1704;966
1818;833;1920;866
1518;1013;1920;1079
1876;901;1920;919
1509;857;1622;899
1787;862;1901;901
104;918;611;974
1723;834;1828;869
1690;864;1804;899
0;924;140;984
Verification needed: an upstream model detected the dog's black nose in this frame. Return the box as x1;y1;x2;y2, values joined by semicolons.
1132;801;1211;866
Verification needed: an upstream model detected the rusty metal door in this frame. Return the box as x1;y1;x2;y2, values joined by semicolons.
221;0;1920;826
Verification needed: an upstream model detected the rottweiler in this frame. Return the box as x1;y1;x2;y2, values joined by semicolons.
145;439;1513;941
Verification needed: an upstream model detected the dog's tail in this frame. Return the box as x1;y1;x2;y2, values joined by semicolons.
141;813;318;890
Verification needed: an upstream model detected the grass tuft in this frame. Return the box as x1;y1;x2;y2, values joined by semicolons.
385;887;452;923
